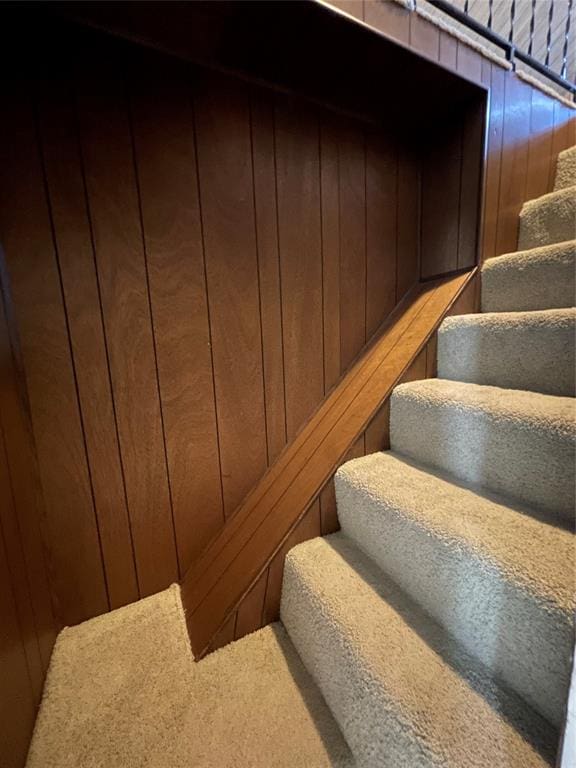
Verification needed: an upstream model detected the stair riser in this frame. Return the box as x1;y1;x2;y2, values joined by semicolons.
481;242;576;313
554;147;576;191
518;192;576;250
437;313;576;397
336;476;572;727
390;392;575;521
281;556;449;768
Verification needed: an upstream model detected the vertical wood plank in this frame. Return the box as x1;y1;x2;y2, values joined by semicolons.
235;569;268;639
275;98;324;438
0;81;109;625
550;101;576;186
251;91;288;464
0;277;57;666
456;43;483;84
320;116;341;394
38;73;139;610
525;87;555;200
439;31;458;69
0;425;43;699
458;101;483;268
421;125;461;278
0;518;37;768
339;121;367;372
209;611;237;653
262;499;321;624
320;479;339;536
410;13;440;60
364;400;391;454
364;0;410;44
482;62;505;261
194;72;268;515
396;146;420;296
426;333;438;378
130;62;224;573
366;127;397;338
496;75;532;256
76;54;179;594
400;346;427;383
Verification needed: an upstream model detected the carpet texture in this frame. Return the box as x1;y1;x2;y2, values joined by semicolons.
335;451;574;727
26;586;353;768
481;240;576;312
281;534;558;768
554;146;576;191
518;187;576;250
390;378;575;520
437;308;576;396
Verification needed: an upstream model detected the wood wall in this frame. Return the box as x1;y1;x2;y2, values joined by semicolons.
330;0;575;263
0;26;420;631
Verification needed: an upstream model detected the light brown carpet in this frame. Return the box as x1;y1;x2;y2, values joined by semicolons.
26;585;353;768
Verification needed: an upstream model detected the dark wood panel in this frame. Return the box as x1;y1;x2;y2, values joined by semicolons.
482;61;505;261
0;281;56;671
421;127;462;278
275;99;324;437
458;100;484;268
495;76;532;255
525;88;555;201
76;53;179;594
251;91;288;465
0;516;37;768
339;121;367;372
456;42;483;84
364;0;410;44
320;116;342;394
366;127;397;338
235;569;268;639
37;72;139;611
0;80;109;626
396;147;420;296
129;60;224;573
194;72;268;517
262;499;321;625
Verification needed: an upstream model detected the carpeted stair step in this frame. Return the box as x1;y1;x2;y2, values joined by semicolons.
390;379;575;521
481;240;576;312
335;451;574;728
518;186;576;250
281;534;557;768
554;146;576;191
26;586;354;767
437;308;576;396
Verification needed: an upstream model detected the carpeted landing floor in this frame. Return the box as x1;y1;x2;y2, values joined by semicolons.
26;585;353;768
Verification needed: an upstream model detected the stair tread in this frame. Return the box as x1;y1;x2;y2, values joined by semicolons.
337;451;573;613
518;185;576;250
26;586;353;768
336;451;574;726
282;534;557;768
437;308;576;396
390;378;575;519
481;239;575;312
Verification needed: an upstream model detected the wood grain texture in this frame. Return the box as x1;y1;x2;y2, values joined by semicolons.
182;270;477;657
77;52;179;595
130;60;224;573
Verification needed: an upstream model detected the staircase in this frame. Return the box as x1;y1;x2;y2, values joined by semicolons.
27;148;576;767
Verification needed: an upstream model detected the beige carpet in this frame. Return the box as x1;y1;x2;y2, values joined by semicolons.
281;534;557;768
518;186;576;250
26;585;353;768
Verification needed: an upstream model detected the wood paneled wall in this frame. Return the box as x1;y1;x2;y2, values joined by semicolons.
0;278;57;767
0;27;420;631
331;0;575;262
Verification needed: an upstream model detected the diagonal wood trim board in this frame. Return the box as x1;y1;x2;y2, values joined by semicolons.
181;268;477;657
